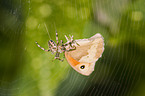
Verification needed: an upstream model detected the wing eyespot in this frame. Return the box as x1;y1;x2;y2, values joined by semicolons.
80;65;85;69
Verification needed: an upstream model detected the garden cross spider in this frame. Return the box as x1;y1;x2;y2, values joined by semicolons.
35;31;79;61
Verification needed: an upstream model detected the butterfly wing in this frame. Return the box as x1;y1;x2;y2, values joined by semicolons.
65;33;104;76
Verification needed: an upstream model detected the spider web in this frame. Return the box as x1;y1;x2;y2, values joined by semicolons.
0;0;144;96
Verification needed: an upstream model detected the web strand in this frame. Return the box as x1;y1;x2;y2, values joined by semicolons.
44;22;51;40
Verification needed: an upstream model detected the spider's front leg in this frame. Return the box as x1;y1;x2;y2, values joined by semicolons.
65;45;77;52
64;35;80;50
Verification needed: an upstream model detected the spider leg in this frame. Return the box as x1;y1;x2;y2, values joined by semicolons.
48;40;56;47
70;35;80;46
74;40;80;46
69;35;80;46
65;35;69;41
55;31;60;56
48;40;56;54
60;40;63;46
71;35;73;39
64;35;72;46
69;35;73;40
35;41;50;52
55;52;64;61
62;51;65;61
55;30;59;45
65;46;76;51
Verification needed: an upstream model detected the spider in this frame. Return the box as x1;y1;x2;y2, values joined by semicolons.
35;31;79;61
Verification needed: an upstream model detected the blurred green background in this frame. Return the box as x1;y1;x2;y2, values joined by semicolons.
0;0;145;96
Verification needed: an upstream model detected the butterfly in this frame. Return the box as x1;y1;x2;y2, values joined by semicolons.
36;31;104;76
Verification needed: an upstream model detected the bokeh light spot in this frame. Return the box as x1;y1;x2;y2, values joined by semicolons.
131;11;143;21
39;4;52;18
26;16;38;29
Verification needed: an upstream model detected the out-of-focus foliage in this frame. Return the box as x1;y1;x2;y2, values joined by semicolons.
0;0;145;96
